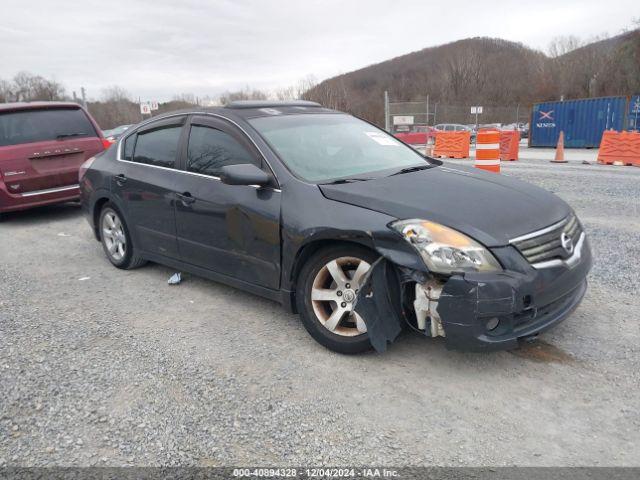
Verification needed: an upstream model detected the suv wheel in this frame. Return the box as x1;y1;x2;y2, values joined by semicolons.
296;245;378;354
99;204;146;269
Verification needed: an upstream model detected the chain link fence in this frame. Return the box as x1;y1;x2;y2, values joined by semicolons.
385;93;531;134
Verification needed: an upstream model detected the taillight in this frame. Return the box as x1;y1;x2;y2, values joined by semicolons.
102;138;113;149
79;156;96;182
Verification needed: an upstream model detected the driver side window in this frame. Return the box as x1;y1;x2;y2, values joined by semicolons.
187;125;257;177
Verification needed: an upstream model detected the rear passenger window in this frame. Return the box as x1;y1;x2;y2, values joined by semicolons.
187;125;256;177
132;127;182;168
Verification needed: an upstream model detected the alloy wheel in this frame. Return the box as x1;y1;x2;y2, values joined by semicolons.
102;210;127;262
311;256;371;337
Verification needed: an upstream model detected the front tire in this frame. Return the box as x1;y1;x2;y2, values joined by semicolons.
296;245;378;354
99;203;146;270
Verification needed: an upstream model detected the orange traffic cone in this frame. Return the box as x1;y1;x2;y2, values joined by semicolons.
551;131;568;163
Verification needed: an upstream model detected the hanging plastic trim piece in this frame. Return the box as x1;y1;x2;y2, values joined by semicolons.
353;258;403;353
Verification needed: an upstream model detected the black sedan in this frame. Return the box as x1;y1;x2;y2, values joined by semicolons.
80;101;591;354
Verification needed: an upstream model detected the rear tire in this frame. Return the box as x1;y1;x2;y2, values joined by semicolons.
296;244;378;354
99;203;146;270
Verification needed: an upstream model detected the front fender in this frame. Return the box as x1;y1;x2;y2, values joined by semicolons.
370;229;427;273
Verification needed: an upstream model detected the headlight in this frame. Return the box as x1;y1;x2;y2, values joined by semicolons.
390;219;502;274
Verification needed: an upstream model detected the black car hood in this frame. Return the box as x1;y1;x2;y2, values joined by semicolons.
319;164;571;247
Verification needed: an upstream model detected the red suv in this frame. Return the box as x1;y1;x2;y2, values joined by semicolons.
0;102;108;214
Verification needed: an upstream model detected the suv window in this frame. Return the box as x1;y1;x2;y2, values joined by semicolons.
132;126;182;168
187;125;256;177
0;108;98;147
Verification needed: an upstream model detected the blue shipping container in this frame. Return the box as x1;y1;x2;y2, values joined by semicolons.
628;95;640;131
530;96;627;148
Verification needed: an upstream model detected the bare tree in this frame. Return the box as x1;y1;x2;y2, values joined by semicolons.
173;93;198;105
10;71;66;101
603;28;640;96
275;85;298;101
0;79;12;103
101;86;131;102
218;86;268;105
274;76;318;100
548;36;582;58
86;85;139;130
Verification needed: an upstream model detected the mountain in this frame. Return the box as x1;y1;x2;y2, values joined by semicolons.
304;30;640;126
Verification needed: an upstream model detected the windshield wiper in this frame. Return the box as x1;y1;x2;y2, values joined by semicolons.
56;132;88;140
389;164;432;176
319;177;372;185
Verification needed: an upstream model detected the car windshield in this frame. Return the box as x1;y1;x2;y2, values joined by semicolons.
249;113;428;182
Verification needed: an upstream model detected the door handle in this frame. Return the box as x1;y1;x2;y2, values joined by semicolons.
115;174;127;186
176;192;196;206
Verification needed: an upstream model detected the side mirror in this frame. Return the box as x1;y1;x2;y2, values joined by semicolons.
219;164;270;187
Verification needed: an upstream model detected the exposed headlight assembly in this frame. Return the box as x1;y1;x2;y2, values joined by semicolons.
390;219;502;274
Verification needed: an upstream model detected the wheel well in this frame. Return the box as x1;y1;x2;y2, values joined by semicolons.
92;197;110;240
289;239;378;311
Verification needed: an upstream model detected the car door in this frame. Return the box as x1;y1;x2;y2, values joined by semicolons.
174;115;281;290
111;116;187;259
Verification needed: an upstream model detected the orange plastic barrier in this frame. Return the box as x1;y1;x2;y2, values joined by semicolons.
597;130;640;166
475;129;501;173
433;131;470;159
499;130;520;161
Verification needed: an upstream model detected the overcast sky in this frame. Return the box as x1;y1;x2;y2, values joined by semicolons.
1;0;637;101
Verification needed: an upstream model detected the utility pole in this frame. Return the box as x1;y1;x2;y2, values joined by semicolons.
80;87;87;108
426;94;430;126
384;91;390;132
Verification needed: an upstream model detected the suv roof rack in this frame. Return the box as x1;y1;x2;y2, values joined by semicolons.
225;100;321;109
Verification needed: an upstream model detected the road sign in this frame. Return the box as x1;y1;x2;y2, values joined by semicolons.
140;103;151;115
471;106;483;114
150;100;159;111
393;115;414;125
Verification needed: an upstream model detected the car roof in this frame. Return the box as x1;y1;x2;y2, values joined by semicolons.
226;100;321;109
129;101;338;129
0;101;84;113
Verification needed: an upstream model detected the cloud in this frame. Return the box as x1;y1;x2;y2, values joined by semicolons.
0;0;636;101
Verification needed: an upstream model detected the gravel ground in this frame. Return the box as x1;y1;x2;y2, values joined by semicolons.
1;152;639;467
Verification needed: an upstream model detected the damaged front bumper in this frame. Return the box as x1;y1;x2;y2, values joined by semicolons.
355;237;592;353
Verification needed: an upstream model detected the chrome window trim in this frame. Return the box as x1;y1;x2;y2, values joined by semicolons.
530;232;586;270
508;217;569;244
114;158;281;192
19;184;79;197
116;112;281;192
